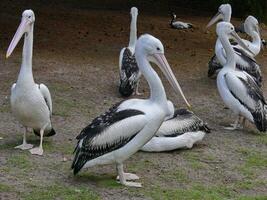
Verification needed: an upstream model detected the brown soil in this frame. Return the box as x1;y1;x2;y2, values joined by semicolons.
0;1;266;200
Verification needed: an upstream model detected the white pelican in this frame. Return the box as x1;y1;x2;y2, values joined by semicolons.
170;12;193;29
119;7;141;97
207;5;262;86
72;34;191;187
141;105;209;152
216;21;267;131
6;10;55;155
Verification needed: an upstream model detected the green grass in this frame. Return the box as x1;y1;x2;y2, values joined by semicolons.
257;134;267;145
7;154;33;171
236;147;267;178
0;183;11;192
76;173;122;188
237;196;267;200
22;184;100;200
183;152;205;170
144;184;235;200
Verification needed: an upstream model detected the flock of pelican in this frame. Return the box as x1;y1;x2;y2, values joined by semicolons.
2;4;266;187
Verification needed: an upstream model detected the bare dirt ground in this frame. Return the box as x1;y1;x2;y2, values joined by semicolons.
0;1;267;200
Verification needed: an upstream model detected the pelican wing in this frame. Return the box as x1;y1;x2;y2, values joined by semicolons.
208;54;223;78
233;47;262;86
39;84;52;116
156;109;210;137
224;72;267;131
72;101;146;174
119;47;140;96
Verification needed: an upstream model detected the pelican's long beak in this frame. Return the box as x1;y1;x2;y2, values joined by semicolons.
153;53;191;109
230;31;255;56
207;12;223;28
6;18;28;58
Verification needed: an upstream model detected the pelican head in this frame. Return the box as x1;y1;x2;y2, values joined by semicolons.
244;16;261;45
6;10;35;58
131;7;138;18
171;12;176;19
216;22;254;56
136;34;191;108
207;4;232;28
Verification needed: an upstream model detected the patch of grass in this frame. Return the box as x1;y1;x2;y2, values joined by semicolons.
0;104;10;113
7;154;33;171
237;196;267;200
76;173;122;188
54;97;75;117
0;183;11;192
257;134;267;145
236;147;267;178
22;184;100;200
144;184;235;200
184;152;205;170
235;179;267;190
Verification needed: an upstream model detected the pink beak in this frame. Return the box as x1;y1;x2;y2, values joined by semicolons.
6;17;28;58
153;53;191;109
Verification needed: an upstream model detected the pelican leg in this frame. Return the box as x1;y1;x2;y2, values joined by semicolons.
230;116;244;129
134;81;143;96
241;117;246;128
116;163;142;187
224;117;240;130
15;127;33;150
30;129;44;156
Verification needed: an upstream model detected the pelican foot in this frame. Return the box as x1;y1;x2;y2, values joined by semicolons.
230;123;243;129
134;91;143;96
30;147;44;156
15;143;33;150
116;173;140;181
120;181;142;188
223;126;237;130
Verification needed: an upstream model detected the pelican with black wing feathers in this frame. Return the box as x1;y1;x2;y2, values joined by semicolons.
141;104;210;152
119;7;141;97
6;10;56;155
72;34;191;187
207;5;262;86
216;22;267;131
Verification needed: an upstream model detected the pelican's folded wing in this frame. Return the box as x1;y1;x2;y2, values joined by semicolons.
39;83;52;116
72;101;147;174
224;72;267;131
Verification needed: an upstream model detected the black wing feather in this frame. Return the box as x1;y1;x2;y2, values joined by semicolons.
233;47;262;87
159;109;210;137
119;48;140;97
72;101;144;174
225;73;267;132
208;54;223;78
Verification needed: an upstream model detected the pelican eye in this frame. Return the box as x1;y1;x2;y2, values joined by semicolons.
157;47;160;51
28;16;31;19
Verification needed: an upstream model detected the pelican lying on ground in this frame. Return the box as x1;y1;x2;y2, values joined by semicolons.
141;105;210;152
170;12;193;29
216;22;267;131
207;5;262;86
119;7;141;97
6;10;55;155
71;34;191;187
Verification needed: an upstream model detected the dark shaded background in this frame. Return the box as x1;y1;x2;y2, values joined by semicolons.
0;0;266;22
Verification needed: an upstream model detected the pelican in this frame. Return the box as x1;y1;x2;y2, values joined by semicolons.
119;7;141;97
71;34;191;187
6;10;55;155
141;104;210;152
170;12;193;29
207;5;262;86
216;22;267;131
